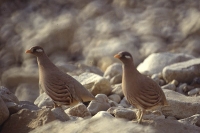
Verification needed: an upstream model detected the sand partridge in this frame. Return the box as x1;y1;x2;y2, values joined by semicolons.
26;46;95;108
114;51;168;123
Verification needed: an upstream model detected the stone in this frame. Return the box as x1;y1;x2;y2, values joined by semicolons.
137;52;194;75
188;88;200;96
51;108;70;121
191;77;200;88
176;83;187;94
29;115;200;133
5;102;20;114
15;83;39;102
163;89;200;119
162;58;200;83
93;111;114;119
107;107;136;120
0;86;19;104
161;83;176;91
119;97;131;108
110;74;122;85
34;93;54;108
1;67;39;91
103;63;122;80
87;94;110;115
0;96;9;125
108;94;121;103
65;103;91;118
111;84;124;98
19;101;40;111
74;72;111;95
1;108;57;133
178;114;200;127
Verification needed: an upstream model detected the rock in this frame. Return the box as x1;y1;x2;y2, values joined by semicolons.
111;84;124;98
137;52;194;75
0;86;19;104
176;83;187;94
65;103;91;118
1;67;38;91
5;102;20;114
170;79;179;86
108;99;118;107
74;72;111;95
51;108;70;121
1;108;57;133
178;114;200;127
34;93;54;108
93;111;114;119
29;115;200;133
87;94;110;115
108;94;121;103
151;73;162;85
188;88;200;96
0;97;9;125
119;97;131;108
103;63;122;80
161;83;176;91
19;101;40;111
143;111;165;120
191;77;200;88
162;58;200;83
107;107;136;120
110;74;122;85
15;83;39;102
163;89;200;119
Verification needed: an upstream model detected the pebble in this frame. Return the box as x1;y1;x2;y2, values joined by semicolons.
108;94;121;103
188;88;200;96
161;83;176;91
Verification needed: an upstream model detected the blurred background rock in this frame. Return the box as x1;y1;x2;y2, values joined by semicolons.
1;0;200;101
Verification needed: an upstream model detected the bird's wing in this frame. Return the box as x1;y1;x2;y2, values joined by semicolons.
136;76;163;109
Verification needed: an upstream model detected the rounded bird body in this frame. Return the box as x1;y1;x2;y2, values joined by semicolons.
114;51;168;123
26;46;95;108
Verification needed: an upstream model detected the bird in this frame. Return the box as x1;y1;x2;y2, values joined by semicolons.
25;46;95;108
114;51;168;123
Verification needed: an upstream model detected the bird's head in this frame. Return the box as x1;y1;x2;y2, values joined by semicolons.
114;51;133;64
25;46;45;56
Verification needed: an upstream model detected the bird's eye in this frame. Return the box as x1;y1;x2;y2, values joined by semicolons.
125;55;131;59
36;49;43;52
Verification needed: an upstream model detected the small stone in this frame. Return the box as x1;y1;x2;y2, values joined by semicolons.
93;111;114;119
166;116;177;120
65;103;91;118
103;63;122;80
188;88;200;96
111;84;124;98
0;86;19;104
119;97;131;108
170;79;179;86
178;114;200;127
176;83;187;94
108;94;121;103
5;102;21;114
161;83;176;91
19;101;40;111
108;99;118;107
87;94;110;115
159;79;165;86
51;108;70;121
110;74;122;85
34;93;54;108
107;107;136;120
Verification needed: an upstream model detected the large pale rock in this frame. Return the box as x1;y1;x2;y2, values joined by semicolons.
103;63;122;80
15;83;39;102
74;72;111;95
1;108;57;133
87;94;110;115
30;116;200;133
65;103;91;118
34;93;54;108
0;97;9;125
163;89;200;119
1;67;38;91
162;58;200;83
137;52;194;75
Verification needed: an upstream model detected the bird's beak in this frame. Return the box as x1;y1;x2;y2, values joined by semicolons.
25;50;31;53
114;54;120;58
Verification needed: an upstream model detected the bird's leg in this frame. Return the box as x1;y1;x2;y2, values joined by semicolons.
137;109;144;124
53;102;59;108
136;109;141;121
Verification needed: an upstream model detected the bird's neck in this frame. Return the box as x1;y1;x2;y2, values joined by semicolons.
122;63;140;81
37;54;58;73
